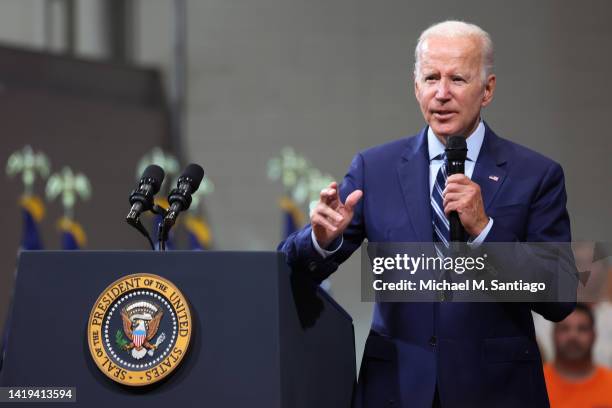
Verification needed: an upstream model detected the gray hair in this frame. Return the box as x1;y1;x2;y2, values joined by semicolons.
414;20;494;83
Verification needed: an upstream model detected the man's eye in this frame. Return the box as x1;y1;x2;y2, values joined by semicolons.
425;76;437;82
452;76;465;82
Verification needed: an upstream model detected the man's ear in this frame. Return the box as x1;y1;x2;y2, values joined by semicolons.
481;74;496;107
414;77;421;102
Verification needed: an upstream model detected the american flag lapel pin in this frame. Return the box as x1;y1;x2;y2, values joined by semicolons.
489;175;499;182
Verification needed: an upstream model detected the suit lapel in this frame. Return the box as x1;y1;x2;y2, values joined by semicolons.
471;124;507;210
396;124;507;241
397;127;433;242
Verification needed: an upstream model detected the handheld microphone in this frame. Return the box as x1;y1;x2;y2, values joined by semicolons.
164;163;205;226
127;164;165;221
445;136;468;242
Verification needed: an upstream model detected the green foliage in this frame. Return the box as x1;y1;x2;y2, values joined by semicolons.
115;329;129;349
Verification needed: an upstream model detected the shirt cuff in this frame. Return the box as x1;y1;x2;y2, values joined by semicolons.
311;229;343;258
467;217;494;248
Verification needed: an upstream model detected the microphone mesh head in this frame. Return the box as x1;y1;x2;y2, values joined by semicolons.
182;163;205;190
142;164;165;193
445;136;468;161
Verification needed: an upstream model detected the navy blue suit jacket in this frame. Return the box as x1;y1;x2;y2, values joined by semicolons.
279;123;576;408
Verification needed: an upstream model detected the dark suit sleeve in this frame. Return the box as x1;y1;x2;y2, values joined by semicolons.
277;153;367;284
485;162;577;322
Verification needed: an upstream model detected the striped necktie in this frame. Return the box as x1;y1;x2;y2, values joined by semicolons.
431;153;449;257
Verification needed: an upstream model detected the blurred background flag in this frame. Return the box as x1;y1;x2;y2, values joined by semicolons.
184;178;215;250
6;146;50;251
58;217;87;250
19;195;46;251
3;146;50;371
46;166;91;250
268;148;308;239
137;148;179;250
268;148;334;292
184;215;212;250
279;196;305;238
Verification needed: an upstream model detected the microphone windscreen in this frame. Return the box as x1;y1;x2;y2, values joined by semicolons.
181;163;205;190
142;164;165;193
445;136;468;161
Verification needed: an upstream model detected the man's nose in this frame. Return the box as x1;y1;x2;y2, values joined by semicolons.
435;79;451;101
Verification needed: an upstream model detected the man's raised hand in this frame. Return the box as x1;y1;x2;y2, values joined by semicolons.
311;182;363;249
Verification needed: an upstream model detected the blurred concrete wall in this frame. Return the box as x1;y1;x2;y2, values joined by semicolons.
0;0;106;56
0;0;45;48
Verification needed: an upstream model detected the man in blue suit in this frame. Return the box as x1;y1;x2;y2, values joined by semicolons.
279;20;576;407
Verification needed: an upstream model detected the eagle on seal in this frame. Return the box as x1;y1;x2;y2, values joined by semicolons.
120;300;163;360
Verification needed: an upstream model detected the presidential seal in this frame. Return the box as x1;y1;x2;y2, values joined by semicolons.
87;273;192;386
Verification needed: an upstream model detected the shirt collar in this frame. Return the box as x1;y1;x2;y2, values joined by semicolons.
427;120;485;162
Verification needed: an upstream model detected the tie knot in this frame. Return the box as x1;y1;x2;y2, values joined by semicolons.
432;152;447;162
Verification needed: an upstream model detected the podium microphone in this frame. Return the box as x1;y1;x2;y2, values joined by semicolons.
126;164;165;250
127;164;165;221
164;163;205;227
445;136;468;242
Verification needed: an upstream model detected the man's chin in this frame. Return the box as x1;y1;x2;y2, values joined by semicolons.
558;350;590;361
429;122;463;138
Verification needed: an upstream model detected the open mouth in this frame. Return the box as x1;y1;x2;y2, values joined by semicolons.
432;111;456;120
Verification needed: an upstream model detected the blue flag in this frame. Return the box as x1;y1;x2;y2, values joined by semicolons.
5;195;45;370
19;195;45;250
184;215;213;250
58;217;86;250
279;196;304;238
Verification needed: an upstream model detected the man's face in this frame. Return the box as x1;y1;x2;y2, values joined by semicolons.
554;310;595;362
414;35;495;138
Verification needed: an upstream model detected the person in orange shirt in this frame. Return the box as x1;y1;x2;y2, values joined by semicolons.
544;303;612;408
